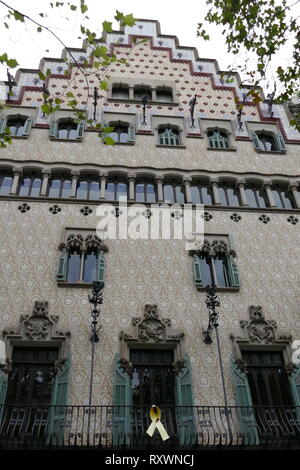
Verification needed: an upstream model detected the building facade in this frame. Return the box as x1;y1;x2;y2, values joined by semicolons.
0;19;300;449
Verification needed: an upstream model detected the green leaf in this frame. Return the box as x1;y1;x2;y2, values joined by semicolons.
115;11;135;27
6;58;18;68
13;10;25;22
41;103;51;115
103;136;115;145
102;21;113;33
92;46;107;58
55;98;62;105
66;91;74;98
46;68;52;77
80;0;88;14
100;81;108;90
37;26;42;32
102;126;114;133
70;4;77;10
38;71;46;81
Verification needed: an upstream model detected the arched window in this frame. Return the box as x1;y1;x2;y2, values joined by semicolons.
105;177;128;201
252;131;286;152
1;115;33;137
76;175;100;200
158;127;181;146
271;186;295;209
108;121;135;144
207;130;230;149
156;87;173;102
190;181;213;205
135;179;156;203
112;84;129;100
218;182;240;206
244;183;269;208
57;234;108;284
163;180;185;203
48;174;72;198
134;86;151;101
49;118;85;140
0;170;13;195
17;172;42;197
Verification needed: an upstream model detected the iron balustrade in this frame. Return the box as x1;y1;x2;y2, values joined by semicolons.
0;405;300;449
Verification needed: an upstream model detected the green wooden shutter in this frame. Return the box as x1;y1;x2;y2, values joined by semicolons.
96;250;105;283
175;353;197;445
49;120;58;138
0;370;8;422
290;364;300;421
23;118;33;136
46;354;71;446
231;357;259;445
192;254;203;287
251;132;261;151
76;120;85;139
0;118;6;134
112;353;132;446
56;248;68;281
128;124;135;142
275;133;286;152
226;255;240;287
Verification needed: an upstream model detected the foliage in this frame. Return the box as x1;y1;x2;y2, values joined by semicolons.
197;0;300;130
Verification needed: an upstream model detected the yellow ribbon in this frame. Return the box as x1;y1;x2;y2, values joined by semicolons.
146;405;169;441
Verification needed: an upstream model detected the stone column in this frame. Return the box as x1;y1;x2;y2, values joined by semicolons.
210;179;220;205
10;167;22;194
263;182;276;207
236;179;248;206
151;88;156;101
128;173;136;201
183;176;192;203
70;170;80;198
40;169;51;196
289;182;300;209
156;176;164;202
99;172;107;200
129;86;134;100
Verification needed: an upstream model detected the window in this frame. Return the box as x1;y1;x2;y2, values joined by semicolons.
156;87;173;103
158;127;181;146
105;179;128;201
163;181;185;203
135;180;156;203
112;84;129;100
190;238;240;288
207;130;230;149
134;86;151;101
108;121;135;144
0;115;33;137
244;183;269;208
17;173;42;197
76;176;100;200
0;171;13;195
190;182;213;205
218;183;240;206
48;174;72;198
252;131;286;152
57;233;107;284
271;186;295;209
50;118;85;140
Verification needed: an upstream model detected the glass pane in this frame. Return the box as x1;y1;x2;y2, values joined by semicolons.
76;180;88;199
112;87;129;99
245;188;258;207
105;182;115;200
175;185;185;203
271;189;284;208
83;252;97;283
199;257;213;287
258;135;276;151
146;184;156;203
69;128;77;139
89;181;100;200
163;184;174;203
201;186;213;205
227;187;240;206
136;183;145;202
48;179;61;198
257;188;268;208
18;178;31;196
119;131;129;143
30;178;42;197
58;128;68;139
218;187;227;205
117;183;127;200
61;179;72;198
109;132;118;142
280;189;294;209
214;257;228;287
0;176;13;195
66;252;81;282
190;186;201;204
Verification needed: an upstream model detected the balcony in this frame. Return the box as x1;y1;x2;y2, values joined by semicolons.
0;405;300;450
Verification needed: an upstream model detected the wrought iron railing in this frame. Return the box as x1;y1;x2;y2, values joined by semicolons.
0;405;300;449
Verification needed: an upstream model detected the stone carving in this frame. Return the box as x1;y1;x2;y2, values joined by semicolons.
189;239;235;257
240;305;277;344
59;234;108;254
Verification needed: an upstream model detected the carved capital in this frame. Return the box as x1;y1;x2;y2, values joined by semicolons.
128;173;137;183
42;169;51;177
155;175;164;184
183;176;192;185
13;167;22;176
236;179;246;187
288;182;299;191
71;170;80;178
209;178;219;187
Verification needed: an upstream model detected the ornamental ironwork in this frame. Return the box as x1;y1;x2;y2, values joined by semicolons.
18;203;30;213
259;214;270;224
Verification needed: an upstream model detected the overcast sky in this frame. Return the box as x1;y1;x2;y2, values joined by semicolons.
0;0;294;95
